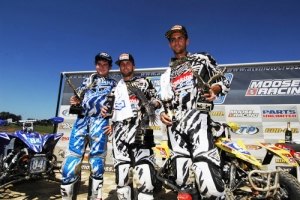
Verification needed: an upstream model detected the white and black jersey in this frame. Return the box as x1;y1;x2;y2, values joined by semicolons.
112;76;159;200
168;52;230;114
160;52;230;199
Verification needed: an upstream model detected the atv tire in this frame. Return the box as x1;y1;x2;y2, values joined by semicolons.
279;172;300;200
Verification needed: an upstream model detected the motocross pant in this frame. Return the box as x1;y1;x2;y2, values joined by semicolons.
168;109;224;199
113;120;156;200
61;116;108;200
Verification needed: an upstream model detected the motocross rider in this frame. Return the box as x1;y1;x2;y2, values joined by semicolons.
159;25;230;200
101;53;161;200
60;52;116;200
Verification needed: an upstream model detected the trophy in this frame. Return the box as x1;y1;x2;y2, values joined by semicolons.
134;128;155;148
65;74;96;116
192;67;226;101
104;91;115;117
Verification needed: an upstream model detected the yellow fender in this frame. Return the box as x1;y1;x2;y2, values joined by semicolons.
154;141;171;159
216;138;262;167
257;142;299;167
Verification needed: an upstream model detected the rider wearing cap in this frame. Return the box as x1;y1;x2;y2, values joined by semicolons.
102;53;161;200
61;52;116;200
160;25;230;200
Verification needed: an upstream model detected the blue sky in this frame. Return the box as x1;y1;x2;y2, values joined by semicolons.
0;0;299;120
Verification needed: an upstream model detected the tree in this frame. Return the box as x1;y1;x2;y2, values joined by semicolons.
0;112;22;122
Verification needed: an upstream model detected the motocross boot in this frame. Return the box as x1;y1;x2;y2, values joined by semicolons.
137;192;154;200
117;186;131;200
61;176;80;200
87;175;103;200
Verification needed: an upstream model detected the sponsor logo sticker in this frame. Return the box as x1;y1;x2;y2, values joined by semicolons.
264;128;299;134
210;111;225;117
246;79;300;96
245;144;262;150
228;110;259;118
235;125;260;135
262;109;297;118
59;122;73;129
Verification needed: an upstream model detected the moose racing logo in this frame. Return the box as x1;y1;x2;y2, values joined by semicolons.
245;79;300;96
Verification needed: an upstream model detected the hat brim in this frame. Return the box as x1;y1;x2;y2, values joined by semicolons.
95;58;112;66
97;57;111;62
165;30;187;39
115;59;130;66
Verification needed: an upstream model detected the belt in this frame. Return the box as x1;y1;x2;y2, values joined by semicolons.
196;102;213;112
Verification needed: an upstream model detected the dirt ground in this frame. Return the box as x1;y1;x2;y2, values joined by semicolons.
0;170;177;200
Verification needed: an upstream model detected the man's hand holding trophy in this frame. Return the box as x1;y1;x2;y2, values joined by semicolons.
66;74;97;117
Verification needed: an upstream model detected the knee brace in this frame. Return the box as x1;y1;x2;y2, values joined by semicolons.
134;161;155;193
115;162;131;187
88;175;103;200
61;176;80;200
89;156;105;178
61;154;82;184
170;156;193;188
192;161;224;199
117;186;131;200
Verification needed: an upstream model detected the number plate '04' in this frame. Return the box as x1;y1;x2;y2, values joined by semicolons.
30;156;47;173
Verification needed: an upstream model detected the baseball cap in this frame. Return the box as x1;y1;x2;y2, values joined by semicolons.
95;52;112;65
165;25;188;39
115;53;135;66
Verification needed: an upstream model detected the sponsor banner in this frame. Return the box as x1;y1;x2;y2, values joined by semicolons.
214;73;234;104
105;136;114;171
261;105;298;122
230;122;263;139
54;128;72;162
104;165;115;172
246;78;300;97
146;75;161;94
210;105;226;122
224;64;300;104
61;74;92;105
79;162;115;172
263;122;300;141
58;119;74;130
298;104;300;122
225;105;262;122
53;145;67;163
56;62;300;168
55;106;75;162
58;105;77;120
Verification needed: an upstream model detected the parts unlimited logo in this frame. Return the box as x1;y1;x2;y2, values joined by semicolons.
245;79;300;96
262;109;297;118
